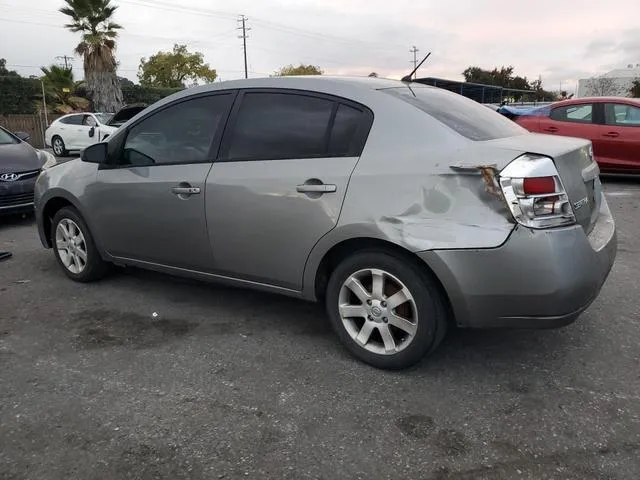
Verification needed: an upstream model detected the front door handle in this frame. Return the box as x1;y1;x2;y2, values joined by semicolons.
171;186;201;195
602;132;619;138
543;126;558;132
296;184;337;193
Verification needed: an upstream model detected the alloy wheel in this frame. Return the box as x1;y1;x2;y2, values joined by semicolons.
53;138;63;155
338;268;418;355
55;218;88;274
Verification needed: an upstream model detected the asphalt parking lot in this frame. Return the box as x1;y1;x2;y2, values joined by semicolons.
1;178;639;480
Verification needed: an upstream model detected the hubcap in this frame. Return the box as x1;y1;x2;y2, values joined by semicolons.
55;218;88;274
338;268;418;355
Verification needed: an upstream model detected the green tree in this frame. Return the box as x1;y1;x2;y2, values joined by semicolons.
40;65;89;113
274;64;323;76
138;44;217;88
60;0;124;112
630;78;640;98
0;58;20;78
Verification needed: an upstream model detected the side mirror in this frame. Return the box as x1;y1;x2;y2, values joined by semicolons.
89;127;95;138
81;142;107;164
15;131;30;142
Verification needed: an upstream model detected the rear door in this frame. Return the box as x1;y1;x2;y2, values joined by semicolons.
58;114;85;149
206;89;373;290
597;102;640;172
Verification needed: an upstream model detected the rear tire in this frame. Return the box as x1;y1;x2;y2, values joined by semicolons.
51;136;67;157
325;250;447;370
51;206;109;282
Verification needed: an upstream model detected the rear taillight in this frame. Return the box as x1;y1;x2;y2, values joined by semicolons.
499;154;576;229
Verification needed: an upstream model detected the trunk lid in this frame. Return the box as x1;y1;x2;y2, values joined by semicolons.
486;133;600;233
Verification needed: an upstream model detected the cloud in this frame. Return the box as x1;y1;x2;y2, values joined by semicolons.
1;0;638;94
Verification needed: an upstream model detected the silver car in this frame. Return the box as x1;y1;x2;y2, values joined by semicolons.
34;77;617;369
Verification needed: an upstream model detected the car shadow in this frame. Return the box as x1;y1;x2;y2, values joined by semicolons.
0;213;35;229
103;265;577;372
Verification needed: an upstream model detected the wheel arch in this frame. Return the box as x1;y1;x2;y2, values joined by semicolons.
307;236;454;325
38;191;106;258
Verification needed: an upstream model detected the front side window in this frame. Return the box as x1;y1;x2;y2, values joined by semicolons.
550;104;593;123
83;115;98;127
95;113;113;124
604;103;640;126
121;94;233;166
225;92;335;160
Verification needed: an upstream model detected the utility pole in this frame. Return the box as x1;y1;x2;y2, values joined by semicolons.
237;15;250;79
410;46;419;79
56;55;73;69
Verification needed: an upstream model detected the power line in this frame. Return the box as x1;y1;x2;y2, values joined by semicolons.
56;55;73;69
237;15;250;79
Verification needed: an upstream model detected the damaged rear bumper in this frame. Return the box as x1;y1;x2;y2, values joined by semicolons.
418;197;617;329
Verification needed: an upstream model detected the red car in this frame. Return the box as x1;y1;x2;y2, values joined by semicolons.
516;97;640;173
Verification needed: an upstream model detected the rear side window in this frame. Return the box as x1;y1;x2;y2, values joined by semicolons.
550;104;593;123
383;86;526;141
330;104;363;156
604;103;640;126
225;92;334;160
59;115;83;125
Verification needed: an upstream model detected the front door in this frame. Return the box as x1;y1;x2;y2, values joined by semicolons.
77;115;97;149
85;93;236;271
207;90;373;290
598;102;640;172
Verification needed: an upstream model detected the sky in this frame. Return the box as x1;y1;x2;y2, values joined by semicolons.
1;0;639;94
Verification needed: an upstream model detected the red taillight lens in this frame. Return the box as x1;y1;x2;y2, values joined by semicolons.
523;176;556;195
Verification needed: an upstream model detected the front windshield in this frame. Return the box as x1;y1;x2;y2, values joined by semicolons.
0;127;18;145
95;113;114;124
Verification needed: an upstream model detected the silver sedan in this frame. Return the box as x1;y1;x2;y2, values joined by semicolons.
34;76;616;369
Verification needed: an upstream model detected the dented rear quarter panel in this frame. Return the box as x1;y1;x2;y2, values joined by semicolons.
301;94;533;298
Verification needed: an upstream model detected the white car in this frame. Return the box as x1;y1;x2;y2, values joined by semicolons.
45;105;147;157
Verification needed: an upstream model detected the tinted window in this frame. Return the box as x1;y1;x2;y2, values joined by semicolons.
604;103;640;126
550;104;593;123
226;92;334;160
330;104;363;156
121;94;233;166
59;115;83;125
383;87;526;141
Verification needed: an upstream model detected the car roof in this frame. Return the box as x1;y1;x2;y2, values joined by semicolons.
555;97;640;106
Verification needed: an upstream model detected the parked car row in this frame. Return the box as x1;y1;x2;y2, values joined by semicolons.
34;76;616;369
503;97;639;174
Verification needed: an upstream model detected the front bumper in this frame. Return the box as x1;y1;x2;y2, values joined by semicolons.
419;197;617;329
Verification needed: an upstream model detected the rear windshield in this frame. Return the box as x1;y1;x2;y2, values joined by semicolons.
382;86;527;141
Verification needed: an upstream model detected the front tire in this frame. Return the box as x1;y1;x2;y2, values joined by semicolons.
326;250;447;369
51;136;67;157
51;207;109;282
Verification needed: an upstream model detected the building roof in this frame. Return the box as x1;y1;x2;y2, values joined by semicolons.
603;66;640;78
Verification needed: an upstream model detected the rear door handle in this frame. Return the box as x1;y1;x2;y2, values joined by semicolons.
296;184;337;193
171;186;201;195
602;132;619;138
543;126;558;132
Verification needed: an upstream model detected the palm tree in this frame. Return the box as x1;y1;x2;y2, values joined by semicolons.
40;65;89;113
59;0;123;112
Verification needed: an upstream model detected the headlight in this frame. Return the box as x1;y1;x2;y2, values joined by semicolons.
37;150;58;170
